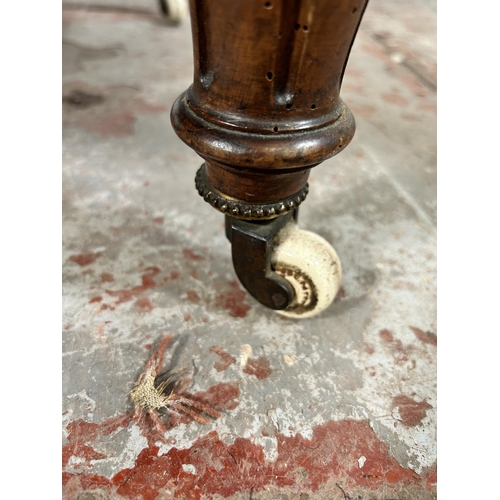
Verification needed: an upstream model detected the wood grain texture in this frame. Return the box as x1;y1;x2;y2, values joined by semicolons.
171;0;369;210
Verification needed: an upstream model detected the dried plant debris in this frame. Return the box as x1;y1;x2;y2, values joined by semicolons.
130;334;222;435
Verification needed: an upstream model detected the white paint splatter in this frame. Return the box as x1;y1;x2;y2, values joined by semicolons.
240;344;252;368
182;464;197;475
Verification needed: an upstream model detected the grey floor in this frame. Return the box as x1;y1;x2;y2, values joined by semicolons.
62;1;437;498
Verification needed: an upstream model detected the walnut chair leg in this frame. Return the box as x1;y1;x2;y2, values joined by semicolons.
171;0;368;317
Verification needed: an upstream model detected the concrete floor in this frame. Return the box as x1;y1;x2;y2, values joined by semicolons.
62;1;437;498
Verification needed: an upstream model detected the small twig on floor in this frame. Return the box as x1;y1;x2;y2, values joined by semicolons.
336;483;350;500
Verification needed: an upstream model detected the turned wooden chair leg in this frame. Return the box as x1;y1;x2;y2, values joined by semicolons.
171;0;368;318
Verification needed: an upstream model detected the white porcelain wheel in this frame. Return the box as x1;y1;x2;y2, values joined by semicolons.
271;223;342;318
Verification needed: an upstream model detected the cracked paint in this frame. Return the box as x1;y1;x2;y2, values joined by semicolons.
242;356;273;379
209;345;237;372
63;418;435;499
215;281;252;318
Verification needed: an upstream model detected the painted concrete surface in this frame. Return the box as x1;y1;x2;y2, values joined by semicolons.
62;1;437;499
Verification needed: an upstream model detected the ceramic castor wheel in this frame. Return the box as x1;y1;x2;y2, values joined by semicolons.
271;222;342;318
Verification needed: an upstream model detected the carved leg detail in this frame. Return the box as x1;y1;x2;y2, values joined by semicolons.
171;0;368;317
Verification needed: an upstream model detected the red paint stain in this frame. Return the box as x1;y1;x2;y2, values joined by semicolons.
100;272;114;283
170;271;181;280
63;442;107;466
134;297;154;313
379;329;413;365
351;104;376;118
417;102;437;114
193;381;240;411
363;342;375;355
183;248;204;261
184;313;192;322
186;290;201;304
190;270;199;280
63;415;131;469
88;112;136;137
133;98;167;114
143;180;150;187
243;357;272;379
202;317;209;323
97;419;430;500
62;382;240;490
410;326;437;346
362;42;394;64
153;217;164;224
334;287;346;303
382;93;408;106
215;281;251;318
63;402;435;498
209;346;237;372
89;296;102;304
379;329;394;343
63;473;113;498
106;267;161;306
424;462;437;489
69;253;100;266
392;395;432;427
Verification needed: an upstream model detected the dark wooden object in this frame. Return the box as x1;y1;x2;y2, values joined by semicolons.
225;210;297;310
171;0;368;220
